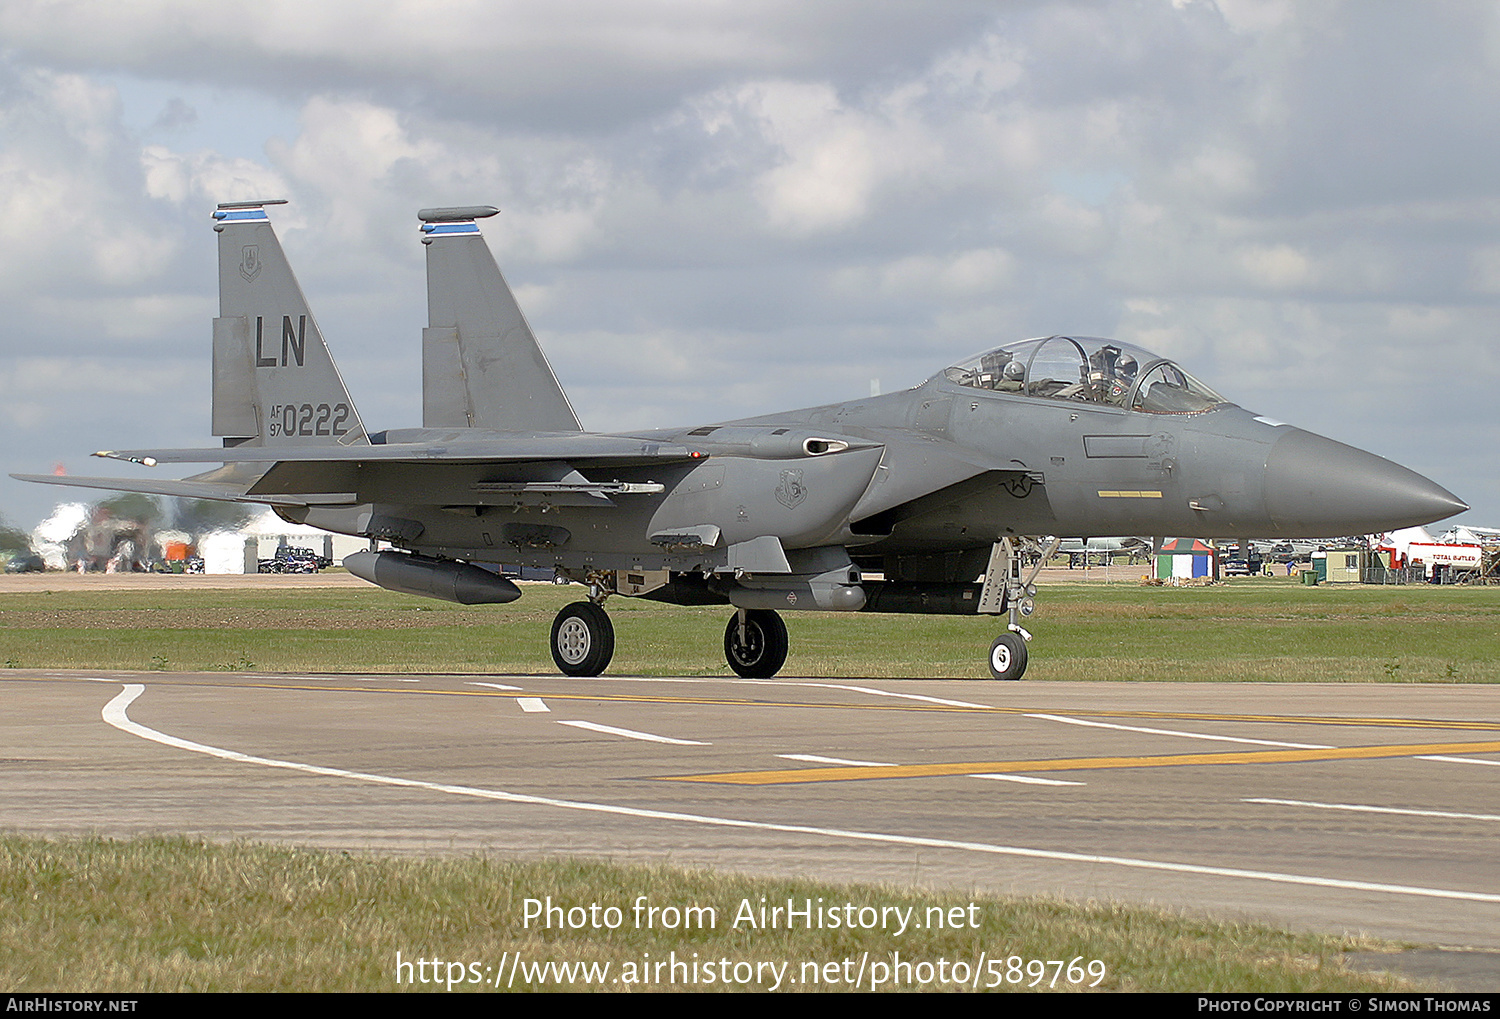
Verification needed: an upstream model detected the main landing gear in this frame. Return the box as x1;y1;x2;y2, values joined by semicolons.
548;594;791;680
550;601;615;677
724;608;788;679
977;536;1059;681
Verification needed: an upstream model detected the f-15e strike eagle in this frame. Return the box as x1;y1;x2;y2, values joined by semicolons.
15;202;1467;679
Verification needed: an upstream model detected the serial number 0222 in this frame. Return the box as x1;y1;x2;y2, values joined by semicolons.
268;402;351;438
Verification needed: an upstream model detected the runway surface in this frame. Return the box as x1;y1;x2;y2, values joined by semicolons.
5;669;1499;951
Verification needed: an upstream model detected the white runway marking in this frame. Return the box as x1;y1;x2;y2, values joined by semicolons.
1031;716;1497;772
972;773;1085;786
1025;713;1330;749
813;684;990;709
778;754;899;767
556;720;708;746
468;682;522;692
516;698;550;713
98;684;1500;906
1245;798;1500;823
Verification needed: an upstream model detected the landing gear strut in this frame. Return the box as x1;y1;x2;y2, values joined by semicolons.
724;608;788;679
550;601;615;677
978;537;1059;680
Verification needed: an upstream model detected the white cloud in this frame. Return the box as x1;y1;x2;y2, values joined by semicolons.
1236;244;1313;291
0;2;1000;128
2;1;1499;527
832;248;1018;301
140;146;288;207
731;81;882;235
1469;246;1500;294
1;356;199;430
1212;0;1296;35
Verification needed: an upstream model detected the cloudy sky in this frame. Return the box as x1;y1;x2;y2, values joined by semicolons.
1;0;1495;531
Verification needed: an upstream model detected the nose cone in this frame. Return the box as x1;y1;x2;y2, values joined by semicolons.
1264;430;1467;535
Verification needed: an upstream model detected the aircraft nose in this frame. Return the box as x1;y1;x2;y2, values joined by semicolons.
1263;429;1467;535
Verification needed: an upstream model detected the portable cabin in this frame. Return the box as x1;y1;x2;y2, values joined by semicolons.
1155;538;1217;580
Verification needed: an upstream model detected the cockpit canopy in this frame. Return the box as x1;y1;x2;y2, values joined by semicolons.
940;336;1227;414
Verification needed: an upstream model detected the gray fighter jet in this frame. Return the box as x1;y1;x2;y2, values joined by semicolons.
15;202;1468;679
1055;536;1152;566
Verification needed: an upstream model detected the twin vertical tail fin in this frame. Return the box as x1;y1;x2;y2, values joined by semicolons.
209;201;577;446
211;201;368;447
419;206;582;433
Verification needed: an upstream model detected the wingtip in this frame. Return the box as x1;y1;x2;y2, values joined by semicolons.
94;450;156;467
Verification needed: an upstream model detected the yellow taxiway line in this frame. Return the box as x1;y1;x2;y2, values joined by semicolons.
663;740;1500;785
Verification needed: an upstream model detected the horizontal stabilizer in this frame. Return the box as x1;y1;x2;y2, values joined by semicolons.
8;472;307;506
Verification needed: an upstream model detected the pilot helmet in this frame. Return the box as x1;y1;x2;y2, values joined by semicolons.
1002;360;1025;381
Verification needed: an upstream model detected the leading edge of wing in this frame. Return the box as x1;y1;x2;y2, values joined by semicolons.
94;435;708;467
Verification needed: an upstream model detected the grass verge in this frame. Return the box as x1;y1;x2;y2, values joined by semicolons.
1;575;1497;680
0;835;1419;993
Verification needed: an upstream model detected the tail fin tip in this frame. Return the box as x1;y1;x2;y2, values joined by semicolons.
418;205;499;223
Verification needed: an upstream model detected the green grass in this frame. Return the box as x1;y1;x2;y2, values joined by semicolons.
2;575;1496;681
2;585;1483;992
0;835;1419;993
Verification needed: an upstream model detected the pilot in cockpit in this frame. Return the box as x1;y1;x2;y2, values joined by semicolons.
1103;352;1138;405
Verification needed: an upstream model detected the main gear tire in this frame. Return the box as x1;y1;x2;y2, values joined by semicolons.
724;609;789;679
551;602;615;677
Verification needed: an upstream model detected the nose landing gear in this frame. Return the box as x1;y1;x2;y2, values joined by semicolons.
978;536;1058;680
988;630;1027;681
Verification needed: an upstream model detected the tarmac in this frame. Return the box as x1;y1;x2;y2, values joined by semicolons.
5;666;1499;988
3;568;1497;989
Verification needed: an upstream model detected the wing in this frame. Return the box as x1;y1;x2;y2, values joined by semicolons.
51;435;708;511
93;434;705;467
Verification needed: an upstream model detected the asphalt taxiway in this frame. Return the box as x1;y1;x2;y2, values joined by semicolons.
5;670;1499;954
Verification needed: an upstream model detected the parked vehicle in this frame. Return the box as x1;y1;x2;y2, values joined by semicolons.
259;546;329;573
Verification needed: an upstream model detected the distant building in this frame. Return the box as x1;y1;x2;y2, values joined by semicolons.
1311;548;1362;583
